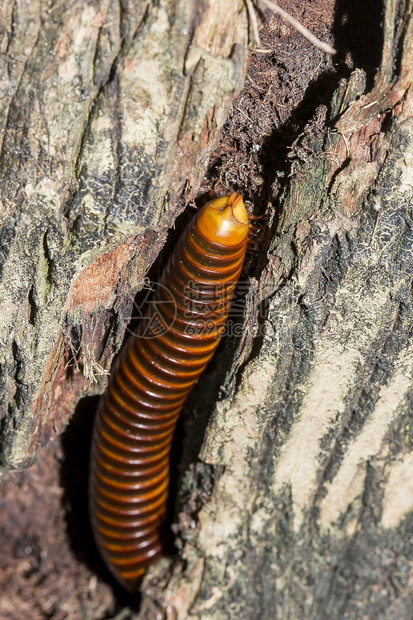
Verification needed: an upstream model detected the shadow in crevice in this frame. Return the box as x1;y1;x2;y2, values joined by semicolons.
255;0;385;212
333;0;385;90
59;395;142;611
225;0;386;376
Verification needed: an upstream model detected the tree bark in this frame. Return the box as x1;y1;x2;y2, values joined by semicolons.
149;1;413;618
0;0;247;469
1;0;413;618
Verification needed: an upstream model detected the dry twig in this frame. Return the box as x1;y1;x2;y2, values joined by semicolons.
259;0;336;54
244;0;262;46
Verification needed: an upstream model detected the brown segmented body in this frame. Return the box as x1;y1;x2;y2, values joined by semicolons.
89;193;249;592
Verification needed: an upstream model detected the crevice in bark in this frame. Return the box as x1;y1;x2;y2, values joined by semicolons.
0;220;16;278
27;285;37;326
42;230;55;292
333;0;385;89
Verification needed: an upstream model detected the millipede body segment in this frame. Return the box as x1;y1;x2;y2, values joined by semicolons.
89;193;249;592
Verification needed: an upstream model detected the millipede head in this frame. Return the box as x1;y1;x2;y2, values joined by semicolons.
196;193;249;246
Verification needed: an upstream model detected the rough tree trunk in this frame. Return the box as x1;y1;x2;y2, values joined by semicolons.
1;0;413;619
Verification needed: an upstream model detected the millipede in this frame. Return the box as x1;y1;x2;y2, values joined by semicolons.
89;192;249;592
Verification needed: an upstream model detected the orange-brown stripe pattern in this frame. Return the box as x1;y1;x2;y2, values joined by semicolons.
89;194;248;592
